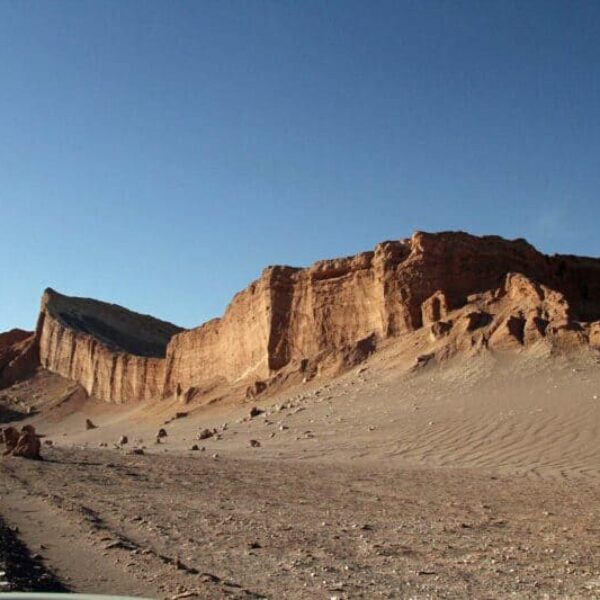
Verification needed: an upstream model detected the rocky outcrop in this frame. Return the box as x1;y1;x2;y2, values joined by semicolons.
35;289;182;403
162;231;600;397
4;231;600;403
0;329;36;388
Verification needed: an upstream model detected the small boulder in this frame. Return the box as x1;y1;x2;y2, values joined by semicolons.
127;448;144;456
157;428;168;439
10;425;42;460
190;444;200;451
249;439;261;448
85;418;97;430
413;353;435;370
197;428;214;440
249;406;264;418
119;435;128;445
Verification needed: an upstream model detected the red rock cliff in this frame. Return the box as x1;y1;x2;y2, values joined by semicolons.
162;231;600;397
7;231;600;403
36;289;182;403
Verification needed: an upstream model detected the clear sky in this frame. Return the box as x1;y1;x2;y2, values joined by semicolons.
1;1;599;332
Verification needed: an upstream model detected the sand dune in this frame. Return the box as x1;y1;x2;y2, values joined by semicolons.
7;346;598;482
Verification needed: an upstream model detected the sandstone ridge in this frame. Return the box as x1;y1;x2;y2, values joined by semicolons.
3;231;600;403
36;289;182;404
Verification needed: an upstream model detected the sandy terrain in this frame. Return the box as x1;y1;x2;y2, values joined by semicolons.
2;347;600;598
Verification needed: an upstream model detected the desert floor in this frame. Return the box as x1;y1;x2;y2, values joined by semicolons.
2;348;600;599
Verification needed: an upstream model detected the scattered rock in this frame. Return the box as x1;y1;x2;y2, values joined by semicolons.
249;406;264;418
249;439;261;448
197;429;214;440
246;380;267;399
119;435;128;445
414;353;435;369
85;418;97;430
127;448;145;456
157;428;168;439
190;444;200;451
105;540;137;550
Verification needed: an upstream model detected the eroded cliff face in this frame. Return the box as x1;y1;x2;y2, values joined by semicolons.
5;231;600;403
36;289;182;403
163;231;600;398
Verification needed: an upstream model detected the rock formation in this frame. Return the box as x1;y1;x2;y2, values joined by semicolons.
36;290;182;403
0;329;36;388
11;425;42;459
1;425;41;459
2;231;600;404
161;231;600;397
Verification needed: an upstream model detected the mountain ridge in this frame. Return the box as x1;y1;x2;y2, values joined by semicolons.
1;230;599;404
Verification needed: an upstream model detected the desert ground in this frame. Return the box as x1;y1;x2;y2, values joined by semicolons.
2;346;600;599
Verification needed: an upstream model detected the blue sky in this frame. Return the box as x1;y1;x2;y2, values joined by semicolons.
1;0;599;331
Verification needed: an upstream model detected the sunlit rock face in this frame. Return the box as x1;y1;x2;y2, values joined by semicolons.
36;288;181;403
9;231;600;403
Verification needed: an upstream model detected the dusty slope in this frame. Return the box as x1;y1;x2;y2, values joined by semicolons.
14;345;600;481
